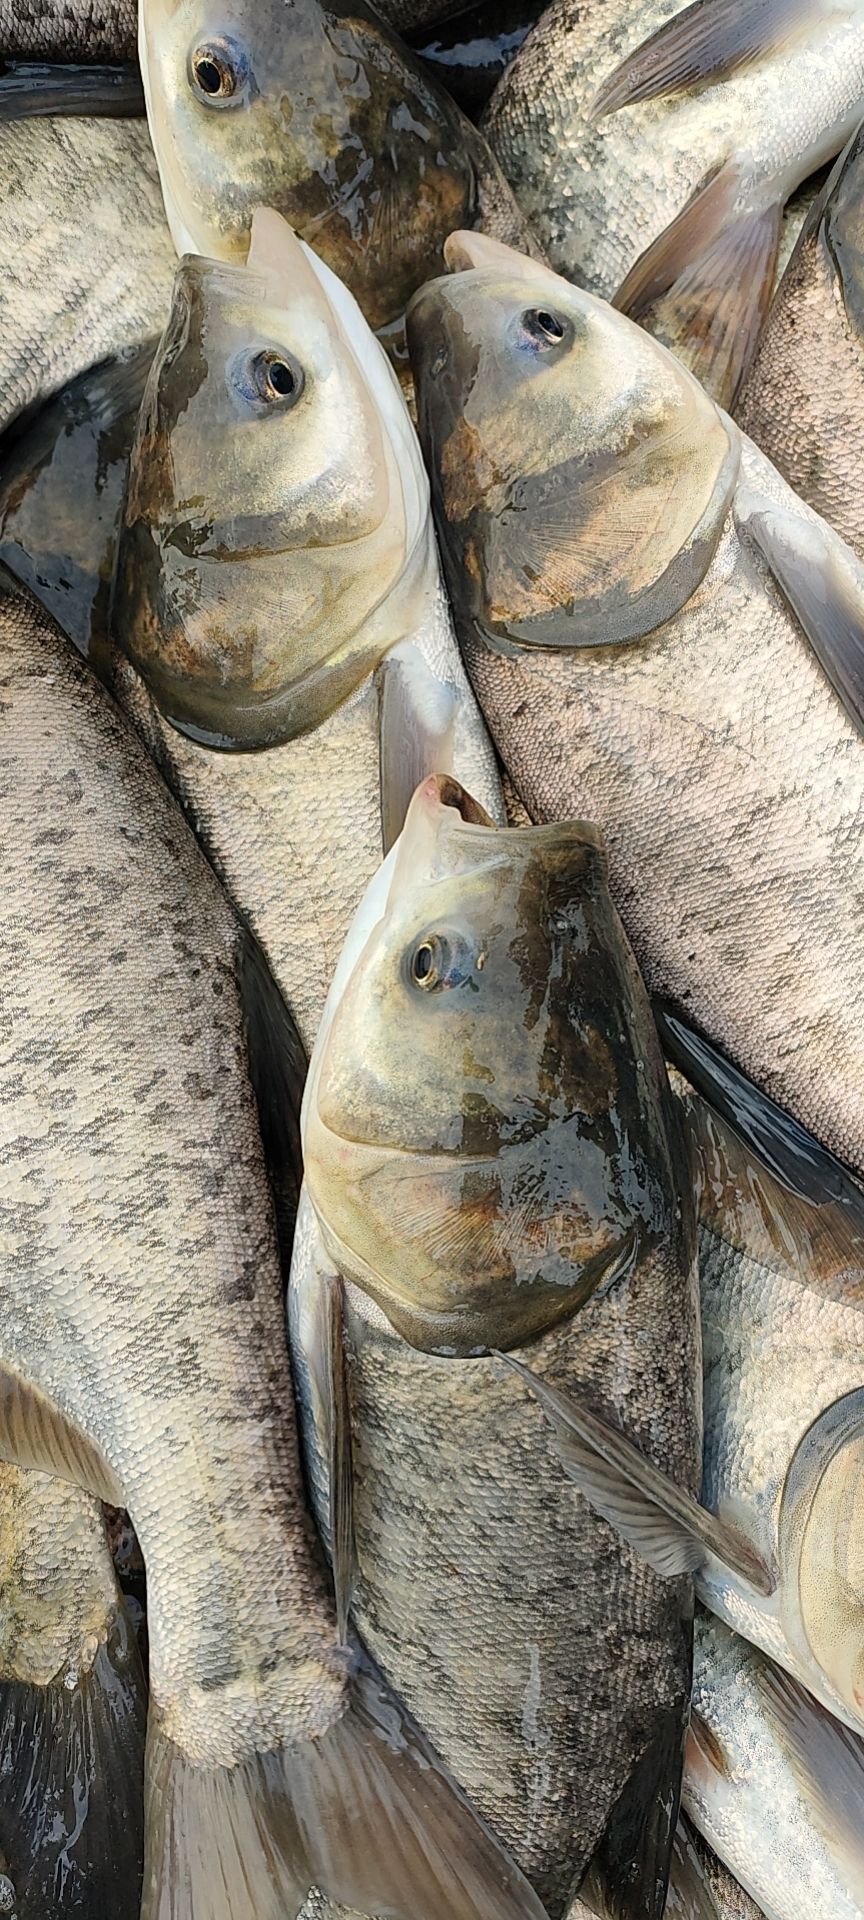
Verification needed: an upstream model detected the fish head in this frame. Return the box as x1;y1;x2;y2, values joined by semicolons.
303;773;688;1354
406;231;740;653
112;209;434;746
780;1387;864;1733
820;121;864;341
139;0;479;326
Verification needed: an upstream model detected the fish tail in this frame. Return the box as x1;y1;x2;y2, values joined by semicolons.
143;1658;550;1920
0;1601;146;1918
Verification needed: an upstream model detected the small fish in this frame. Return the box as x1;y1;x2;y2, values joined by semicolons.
138;0;539;358
0;342;156;663
483;0;864;403
685;1608;864;1920
110;209;502;1049
294;771;701;1920
737;123;864;562
0;112;173;435
408;232;864;1175
0;1463;146;1918
0;577;545;1920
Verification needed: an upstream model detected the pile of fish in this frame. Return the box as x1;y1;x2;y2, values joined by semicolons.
1;0;864;1917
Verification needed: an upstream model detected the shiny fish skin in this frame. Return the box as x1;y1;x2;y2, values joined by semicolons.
737;126;864;562
0;0;136;58
0;1464;146;1919
408;241;864;1175
0;115;173;435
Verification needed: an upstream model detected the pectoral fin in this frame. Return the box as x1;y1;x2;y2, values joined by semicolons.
736;488;864;737
0;1364;123;1505
588;0;824;119
614;163;781;406
378;643;458;854
499;1356;774;1595
579;1707;686;1920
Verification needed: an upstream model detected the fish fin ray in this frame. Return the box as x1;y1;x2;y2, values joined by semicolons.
236;926;307;1271
378;643;457;854
320;1271;355;1646
736;489;864;737
666;1814;725;1919
0;1601;146;1919
614;162;780;405
498;1356;773;1594
580;1706;685;1920
588;0;825;119
144;1665;550;1920
0;1364;123;1504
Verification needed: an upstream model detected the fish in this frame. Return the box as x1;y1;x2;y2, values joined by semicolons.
0;575;546;1920
0;112;173;435
0;1462;146;1918
292;770;701;1920
737;123;864;563
482;0;864;404
0;0;136;60
407;231;864;1176
109;208;503;1051
137;0;540;363
684;1607;864;1920
0;341;156;664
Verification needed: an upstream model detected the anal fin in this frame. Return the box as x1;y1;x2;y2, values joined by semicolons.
735;486;864;738
614;162;781;406
0;1363;123;1505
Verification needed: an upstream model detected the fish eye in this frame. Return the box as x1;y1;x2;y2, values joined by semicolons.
520;307;570;348
188;37;249;105
228;347;305;412
407;931;475;993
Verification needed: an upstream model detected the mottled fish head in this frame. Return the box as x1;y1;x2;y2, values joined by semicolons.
139;0;480;329
406;231;740;653
780;1387;864;1734
303;773;690;1354
112;208;433;746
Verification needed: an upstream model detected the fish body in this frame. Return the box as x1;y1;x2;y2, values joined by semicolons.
110;213;502;1051
138;0;538;356
685;1608;864;1920
0;1463;146;1918
408;236;864;1175
0;579;539;1920
483;0;864;400
0;0;136;59
738;124;864;561
0;113;173;435
294;775;701;1920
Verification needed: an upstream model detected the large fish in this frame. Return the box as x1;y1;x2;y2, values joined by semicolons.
137;0;539;363
407;232;864;1176
0;1463;146;1918
110;209;503;1050
685;1608;864;1920
482;0;864;404
0;112;173;435
293;771;701;1920
0;576;544;1920
737;123;864;562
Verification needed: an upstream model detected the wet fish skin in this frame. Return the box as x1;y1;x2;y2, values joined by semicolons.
294;777;701;1920
0;114;173;436
407;236;864;1176
0;1463;146;1919
110;212;503;1053
139;0;539;347
685;1609;864;1920
737;124;864;562
482;0;864;402
0;0;136;59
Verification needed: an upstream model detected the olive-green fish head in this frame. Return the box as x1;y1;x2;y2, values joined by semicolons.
139;0;480;330
112;209;433;747
303;773;688;1355
406;231;740;654
781;1389;864;1734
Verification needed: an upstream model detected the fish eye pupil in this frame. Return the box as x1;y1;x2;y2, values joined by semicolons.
529;307;565;343
412;942;435;984
194;53;229;94
246;350;304;408
267;358;295;397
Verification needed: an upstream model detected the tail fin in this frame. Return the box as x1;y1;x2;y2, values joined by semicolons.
144;1659;550;1920
0;1603;146;1918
